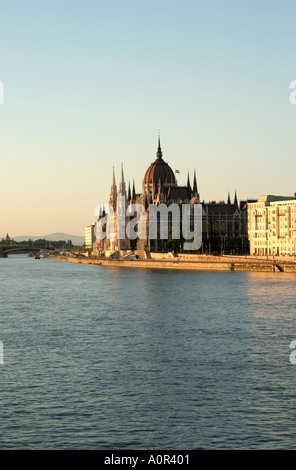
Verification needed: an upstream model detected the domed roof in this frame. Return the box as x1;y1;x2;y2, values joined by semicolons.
144;139;176;185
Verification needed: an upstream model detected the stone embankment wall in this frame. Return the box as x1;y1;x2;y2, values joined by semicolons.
47;255;296;272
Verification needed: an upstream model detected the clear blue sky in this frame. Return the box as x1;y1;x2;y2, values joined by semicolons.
0;0;295;237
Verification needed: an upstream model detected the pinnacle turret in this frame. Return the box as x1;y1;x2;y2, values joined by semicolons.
109;167;117;211
156;136;163;160
118;163;126;197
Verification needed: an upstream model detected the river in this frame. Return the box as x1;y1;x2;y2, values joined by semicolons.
0;255;296;449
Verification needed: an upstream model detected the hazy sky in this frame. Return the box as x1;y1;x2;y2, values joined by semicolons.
0;0;295;237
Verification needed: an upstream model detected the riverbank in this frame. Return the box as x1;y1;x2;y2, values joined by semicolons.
46;254;296;272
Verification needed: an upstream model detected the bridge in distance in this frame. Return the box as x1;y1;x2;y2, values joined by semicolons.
0;245;54;257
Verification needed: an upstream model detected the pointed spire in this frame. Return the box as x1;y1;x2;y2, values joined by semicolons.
118;163;126;196
227;192;231;204
186;171;192;198
156;134;163;160
157;177;162;195
109;167;117;211
132;179;136;201
111;166;116;187
192;170;197;196
128;182;131;202
157;177;166;198
187;171;191;189
234;190;238;208
187;171;191;188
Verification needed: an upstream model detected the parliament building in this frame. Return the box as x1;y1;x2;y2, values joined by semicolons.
90;138;248;257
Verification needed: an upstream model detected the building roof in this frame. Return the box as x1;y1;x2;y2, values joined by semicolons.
257;195;292;202
166;186;191;202
204;203;238;215
144;138;176;186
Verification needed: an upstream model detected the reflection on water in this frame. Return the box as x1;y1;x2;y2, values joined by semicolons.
0;257;296;449
246;271;296;303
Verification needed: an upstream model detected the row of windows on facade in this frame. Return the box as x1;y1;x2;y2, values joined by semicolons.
203;221;240;231
254;240;294;246
252;224;291;231
252;232;291;238
253;248;294;254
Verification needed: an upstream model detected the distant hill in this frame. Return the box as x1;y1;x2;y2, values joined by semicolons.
13;233;85;245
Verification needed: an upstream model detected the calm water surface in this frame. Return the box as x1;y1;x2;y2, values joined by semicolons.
1;255;296;449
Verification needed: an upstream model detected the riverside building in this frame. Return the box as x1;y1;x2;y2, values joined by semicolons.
90;138;247;257
85;223;95;249
248;195;296;256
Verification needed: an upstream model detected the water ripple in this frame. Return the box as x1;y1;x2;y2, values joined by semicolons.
1;257;296;449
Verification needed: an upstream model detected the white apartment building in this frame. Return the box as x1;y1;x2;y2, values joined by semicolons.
85;223;95;249
248;195;296;256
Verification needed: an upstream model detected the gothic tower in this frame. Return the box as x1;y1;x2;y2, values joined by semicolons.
109;167;117;212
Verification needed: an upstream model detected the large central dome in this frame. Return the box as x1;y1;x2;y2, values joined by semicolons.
144;139;176;185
